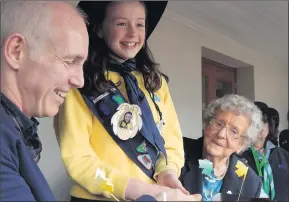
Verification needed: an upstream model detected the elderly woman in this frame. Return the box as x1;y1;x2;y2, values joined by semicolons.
180;94;263;201
240;103;289;201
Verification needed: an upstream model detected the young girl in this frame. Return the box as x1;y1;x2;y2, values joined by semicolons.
55;1;189;201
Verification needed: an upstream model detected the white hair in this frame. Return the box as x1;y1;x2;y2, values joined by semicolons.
1;1;87;58
203;94;264;152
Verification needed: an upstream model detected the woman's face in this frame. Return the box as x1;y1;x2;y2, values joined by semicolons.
256;122;269;143
203;110;250;159
99;1;146;60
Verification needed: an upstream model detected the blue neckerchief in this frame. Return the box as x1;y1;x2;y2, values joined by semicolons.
107;57;167;162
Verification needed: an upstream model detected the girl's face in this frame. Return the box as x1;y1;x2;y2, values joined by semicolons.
99;1;146;60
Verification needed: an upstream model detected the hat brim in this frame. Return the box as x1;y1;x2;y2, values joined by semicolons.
78;1;167;39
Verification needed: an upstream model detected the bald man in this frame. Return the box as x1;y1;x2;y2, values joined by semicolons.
0;1;88;200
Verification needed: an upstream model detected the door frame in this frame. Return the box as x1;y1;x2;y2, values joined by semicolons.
202;57;237;104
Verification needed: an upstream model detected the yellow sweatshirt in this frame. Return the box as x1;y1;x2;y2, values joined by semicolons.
55;71;184;200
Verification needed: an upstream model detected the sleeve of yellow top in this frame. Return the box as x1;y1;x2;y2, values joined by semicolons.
153;78;185;179
56;89;130;200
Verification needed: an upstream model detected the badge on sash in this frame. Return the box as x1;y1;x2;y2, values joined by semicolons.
156;119;165;135
112;95;124;105
137;141;148;153
137;154;152;170
111;103;143;140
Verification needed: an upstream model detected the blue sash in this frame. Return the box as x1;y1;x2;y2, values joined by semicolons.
80;81;165;180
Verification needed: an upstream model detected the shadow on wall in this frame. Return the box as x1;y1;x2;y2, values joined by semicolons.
37;117;72;201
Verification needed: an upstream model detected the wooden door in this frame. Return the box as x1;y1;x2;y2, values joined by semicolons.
202;57;237;115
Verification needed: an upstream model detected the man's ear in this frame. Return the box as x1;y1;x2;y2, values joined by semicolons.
3;33;27;71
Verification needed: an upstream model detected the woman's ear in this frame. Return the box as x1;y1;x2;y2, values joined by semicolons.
237;139;249;154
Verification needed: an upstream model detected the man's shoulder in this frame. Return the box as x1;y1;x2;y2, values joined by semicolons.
0;103;10;124
0;104;23;153
271;147;289;160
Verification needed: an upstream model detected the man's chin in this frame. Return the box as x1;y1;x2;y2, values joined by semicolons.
42;106;60;118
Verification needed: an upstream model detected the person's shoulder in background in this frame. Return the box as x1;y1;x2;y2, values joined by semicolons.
279;129;289;151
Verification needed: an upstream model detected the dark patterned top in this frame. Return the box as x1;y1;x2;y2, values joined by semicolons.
1;93;42;162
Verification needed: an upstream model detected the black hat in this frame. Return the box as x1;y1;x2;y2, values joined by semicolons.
254;101;268;111
77;1;168;39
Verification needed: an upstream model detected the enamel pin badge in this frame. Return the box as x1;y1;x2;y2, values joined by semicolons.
137;141;148;153
156;119;165;135
111;103;143;140
137;154;152;170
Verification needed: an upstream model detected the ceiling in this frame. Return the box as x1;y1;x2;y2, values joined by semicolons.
165;1;288;66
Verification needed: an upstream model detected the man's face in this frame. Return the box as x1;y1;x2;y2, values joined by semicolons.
17;18;88;117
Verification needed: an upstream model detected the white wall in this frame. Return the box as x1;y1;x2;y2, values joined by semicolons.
37;118;72;201
38;13;288;200
148;14;288;137
237;66;255;101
